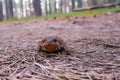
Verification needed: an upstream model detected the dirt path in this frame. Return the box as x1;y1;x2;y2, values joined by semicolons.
0;12;120;80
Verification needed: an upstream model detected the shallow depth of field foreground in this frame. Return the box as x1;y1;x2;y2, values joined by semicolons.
0;12;120;80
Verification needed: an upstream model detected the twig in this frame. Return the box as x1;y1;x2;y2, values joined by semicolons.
8;60;20;67
9;64;20;77
0;74;9;77
34;62;61;71
44;60;53;68
34;62;64;80
86;73;93;80
0;61;12;66
103;44;120;48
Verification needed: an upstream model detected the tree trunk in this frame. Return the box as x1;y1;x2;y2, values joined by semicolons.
28;0;32;15
50;0;54;14
45;0;48;15
54;0;57;13
63;0;67;13
49;0;52;14
33;0;42;16
60;0;63;13
77;0;82;8
87;0;92;7
71;0;75;11
92;0;97;6
0;0;3;21
5;0;13;18
20;0;24;17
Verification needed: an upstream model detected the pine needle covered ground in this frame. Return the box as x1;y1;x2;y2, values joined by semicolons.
0;11;120;80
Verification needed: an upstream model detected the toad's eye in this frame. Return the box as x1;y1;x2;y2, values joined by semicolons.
54;39;57;42
42;40;45;42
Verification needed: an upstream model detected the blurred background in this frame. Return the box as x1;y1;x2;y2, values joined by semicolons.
0;0;120;21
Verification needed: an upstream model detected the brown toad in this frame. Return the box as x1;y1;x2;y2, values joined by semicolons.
37;36;68;53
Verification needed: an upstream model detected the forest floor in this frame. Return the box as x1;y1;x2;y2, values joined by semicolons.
0;12;120;80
